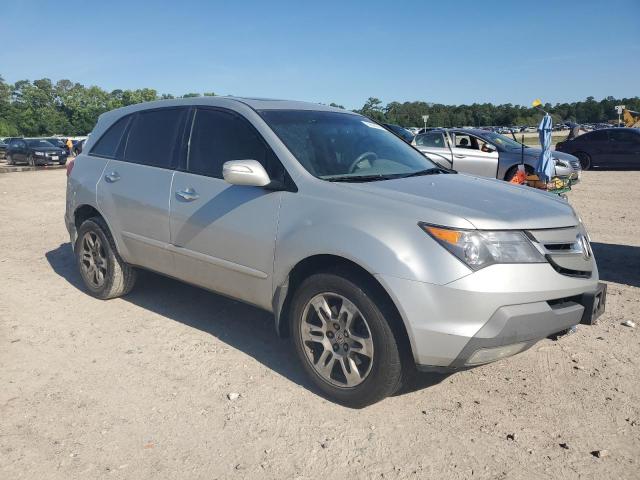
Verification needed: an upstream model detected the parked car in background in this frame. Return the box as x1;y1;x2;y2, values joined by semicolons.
73;139;86;155
66;97;604;406
42;137;67;150
0;139;7;159
413;128;581;181
556;128;640;170
382;123;415;143
6;138;68;166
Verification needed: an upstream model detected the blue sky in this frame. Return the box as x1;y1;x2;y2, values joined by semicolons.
2;0;638;109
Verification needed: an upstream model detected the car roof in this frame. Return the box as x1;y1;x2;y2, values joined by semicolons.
447;128;493;135
102;96;352;118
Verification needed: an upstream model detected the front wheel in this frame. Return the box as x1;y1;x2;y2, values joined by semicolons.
6;154;14;165
575;152;591;170
28;155;35;167
291;272;403;407
75;217;137;299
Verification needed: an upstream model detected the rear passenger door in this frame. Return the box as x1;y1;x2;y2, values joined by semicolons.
169;107;286;310
96;107;189;275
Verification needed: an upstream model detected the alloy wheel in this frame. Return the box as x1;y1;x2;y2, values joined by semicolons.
80;231;108;288
299;293;374;388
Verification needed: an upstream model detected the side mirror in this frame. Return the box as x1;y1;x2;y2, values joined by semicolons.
222;160;271;187
484;143;497;152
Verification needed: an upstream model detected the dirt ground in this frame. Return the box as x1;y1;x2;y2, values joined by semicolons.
1;169;639;479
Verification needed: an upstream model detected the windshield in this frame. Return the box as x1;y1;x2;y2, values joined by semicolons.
26;139;55;148
479;131;526;151
259;110;437;180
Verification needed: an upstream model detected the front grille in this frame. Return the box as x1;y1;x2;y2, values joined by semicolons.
528;226;594;278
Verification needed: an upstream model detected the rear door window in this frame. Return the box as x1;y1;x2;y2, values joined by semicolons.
187;108;285;182
124;108;188;169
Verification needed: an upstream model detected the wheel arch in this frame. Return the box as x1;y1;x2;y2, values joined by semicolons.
273;254;414;363
73;204;123;255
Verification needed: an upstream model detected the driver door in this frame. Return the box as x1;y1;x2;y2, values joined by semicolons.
169;107;288;310
450;133;499;177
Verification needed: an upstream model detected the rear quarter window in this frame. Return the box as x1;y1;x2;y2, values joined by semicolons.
90;116;131;159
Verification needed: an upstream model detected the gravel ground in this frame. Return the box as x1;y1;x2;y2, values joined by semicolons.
1;169;638;479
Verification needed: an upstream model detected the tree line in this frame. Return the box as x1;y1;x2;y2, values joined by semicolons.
0;74;637;136
354;96;640;128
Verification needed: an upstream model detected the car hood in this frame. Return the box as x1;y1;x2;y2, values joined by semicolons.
346;173;578;230
520;147;578;163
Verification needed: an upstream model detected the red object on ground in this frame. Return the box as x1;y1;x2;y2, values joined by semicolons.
509;169;527;185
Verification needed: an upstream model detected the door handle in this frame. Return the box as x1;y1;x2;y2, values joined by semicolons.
454;154;466;158
176;188;199;202
105;171;120;183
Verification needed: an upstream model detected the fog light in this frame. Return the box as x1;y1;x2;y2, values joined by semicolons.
466;342;527;366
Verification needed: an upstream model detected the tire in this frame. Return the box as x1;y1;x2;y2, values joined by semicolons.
75;217;137;300
575;152;591;170
28;154;35;167
6;154;14;165
290;271;403;407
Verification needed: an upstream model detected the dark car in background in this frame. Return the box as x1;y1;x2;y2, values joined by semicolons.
556;128;640;170
1;137;22;159
6;138;68;166
43;137;68;151
382;123;415;143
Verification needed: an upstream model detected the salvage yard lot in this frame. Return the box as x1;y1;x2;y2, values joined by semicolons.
1;169;639;479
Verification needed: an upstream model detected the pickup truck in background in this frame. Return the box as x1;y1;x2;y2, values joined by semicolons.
412;128;581;182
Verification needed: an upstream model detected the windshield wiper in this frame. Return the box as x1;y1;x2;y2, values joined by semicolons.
323;174;402;183
399;167;450;178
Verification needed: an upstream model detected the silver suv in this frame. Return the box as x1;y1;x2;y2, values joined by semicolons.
66;97;606;407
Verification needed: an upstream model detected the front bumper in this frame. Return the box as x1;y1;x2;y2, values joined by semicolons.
376;263;602;369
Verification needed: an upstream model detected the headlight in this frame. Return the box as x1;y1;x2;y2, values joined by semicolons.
34;151;45;156
553;158;569;168
419;223;545;270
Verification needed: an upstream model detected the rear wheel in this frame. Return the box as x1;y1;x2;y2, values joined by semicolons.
575;152;591;170
291;272;403;407
75;217;137;299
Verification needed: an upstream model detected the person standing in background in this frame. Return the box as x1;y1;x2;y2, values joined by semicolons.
66;138;73;156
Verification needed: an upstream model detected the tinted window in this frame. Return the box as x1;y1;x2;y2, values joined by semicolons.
91;116;130;158
124;108;187;168
188;108;283;181
586;130;608;142
416;132;446;148
609;130;638;143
